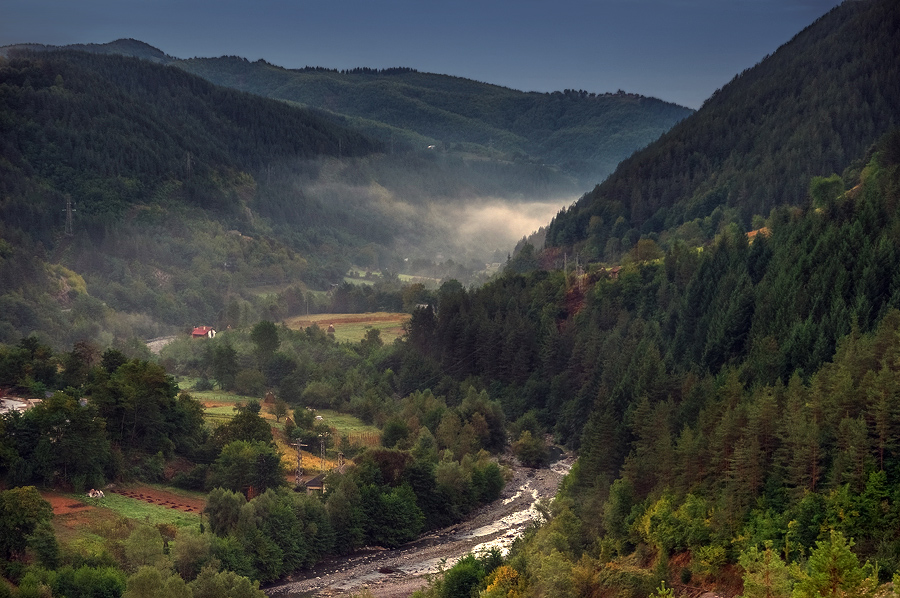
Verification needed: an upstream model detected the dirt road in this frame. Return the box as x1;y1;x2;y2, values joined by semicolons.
265;453;573;598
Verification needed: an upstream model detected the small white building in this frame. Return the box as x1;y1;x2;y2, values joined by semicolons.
0;397;39;415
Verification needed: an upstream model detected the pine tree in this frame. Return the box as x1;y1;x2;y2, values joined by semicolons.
738;542;792;598
791;531;877;598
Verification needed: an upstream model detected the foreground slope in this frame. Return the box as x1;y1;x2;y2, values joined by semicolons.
401;134;900;598
546;0;900;260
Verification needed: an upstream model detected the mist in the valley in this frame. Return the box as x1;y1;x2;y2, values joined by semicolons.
260;152;583;278
434;198;573;260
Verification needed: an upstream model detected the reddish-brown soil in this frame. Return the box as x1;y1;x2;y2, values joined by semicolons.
41;491;94;516
110;486;206;513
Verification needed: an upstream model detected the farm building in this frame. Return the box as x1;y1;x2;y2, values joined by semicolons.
191;326;216;338
305;474;326;494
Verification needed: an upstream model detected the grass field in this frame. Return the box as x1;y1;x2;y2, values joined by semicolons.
57;491;201;529
313;409;381;437
344;273;441;288
283;312;411;343
398;273;441;287
180;379;382;474
274;410;381;475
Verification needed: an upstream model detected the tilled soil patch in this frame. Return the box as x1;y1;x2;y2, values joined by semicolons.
42;492;94;515
110;486;205;513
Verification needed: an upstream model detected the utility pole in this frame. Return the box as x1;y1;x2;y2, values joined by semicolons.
318;432;329;472
63;195;76;236
292;440;307;486
576;255;585;295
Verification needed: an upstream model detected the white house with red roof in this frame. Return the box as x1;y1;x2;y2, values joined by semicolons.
191;326;216;338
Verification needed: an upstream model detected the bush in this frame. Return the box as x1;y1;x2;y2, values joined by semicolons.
234;369;266;397
172;464;209;490
139;452;166;483
195;377;214;391
595;561;658;598
511;430;549;468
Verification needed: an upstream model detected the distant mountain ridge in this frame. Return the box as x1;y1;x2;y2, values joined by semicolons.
545;0;900;259
0;38;693;187
175;56;692;185
0;38;173;64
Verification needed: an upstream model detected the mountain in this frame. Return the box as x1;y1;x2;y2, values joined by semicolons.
0;49;385;347
0;38;174;64
545;0;900;261
173;57;692;186
389;1;900;592
0;38;697;349
1;39;694;188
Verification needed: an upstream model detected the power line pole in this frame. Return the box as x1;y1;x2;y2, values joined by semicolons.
318;432;329;472
63;195;76;236
576;255;586;295
292;440;307;486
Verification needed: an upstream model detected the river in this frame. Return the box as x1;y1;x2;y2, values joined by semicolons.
265;453;573;598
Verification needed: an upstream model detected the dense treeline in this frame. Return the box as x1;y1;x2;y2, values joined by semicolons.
401;132;900;596
546;0;900;262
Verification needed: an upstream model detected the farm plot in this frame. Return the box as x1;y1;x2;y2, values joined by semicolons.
283;312;411;343
110;486;205;514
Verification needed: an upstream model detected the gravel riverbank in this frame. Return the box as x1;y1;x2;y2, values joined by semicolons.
266;453;573;598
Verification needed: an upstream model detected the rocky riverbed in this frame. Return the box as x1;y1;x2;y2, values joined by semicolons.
265;453;573;598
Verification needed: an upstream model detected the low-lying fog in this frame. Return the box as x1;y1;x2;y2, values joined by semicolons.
436;198;573;258
278;154;583;269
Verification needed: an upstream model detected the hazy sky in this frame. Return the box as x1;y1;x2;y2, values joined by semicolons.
2;0;843;109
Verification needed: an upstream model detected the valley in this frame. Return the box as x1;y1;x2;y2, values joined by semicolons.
1;1;899;598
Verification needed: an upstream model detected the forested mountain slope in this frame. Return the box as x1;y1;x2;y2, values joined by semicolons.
0;40;695;349
1;38;694;187
173;57;692;186
0;50;386;347
545;0;900;261
403;130;900;598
